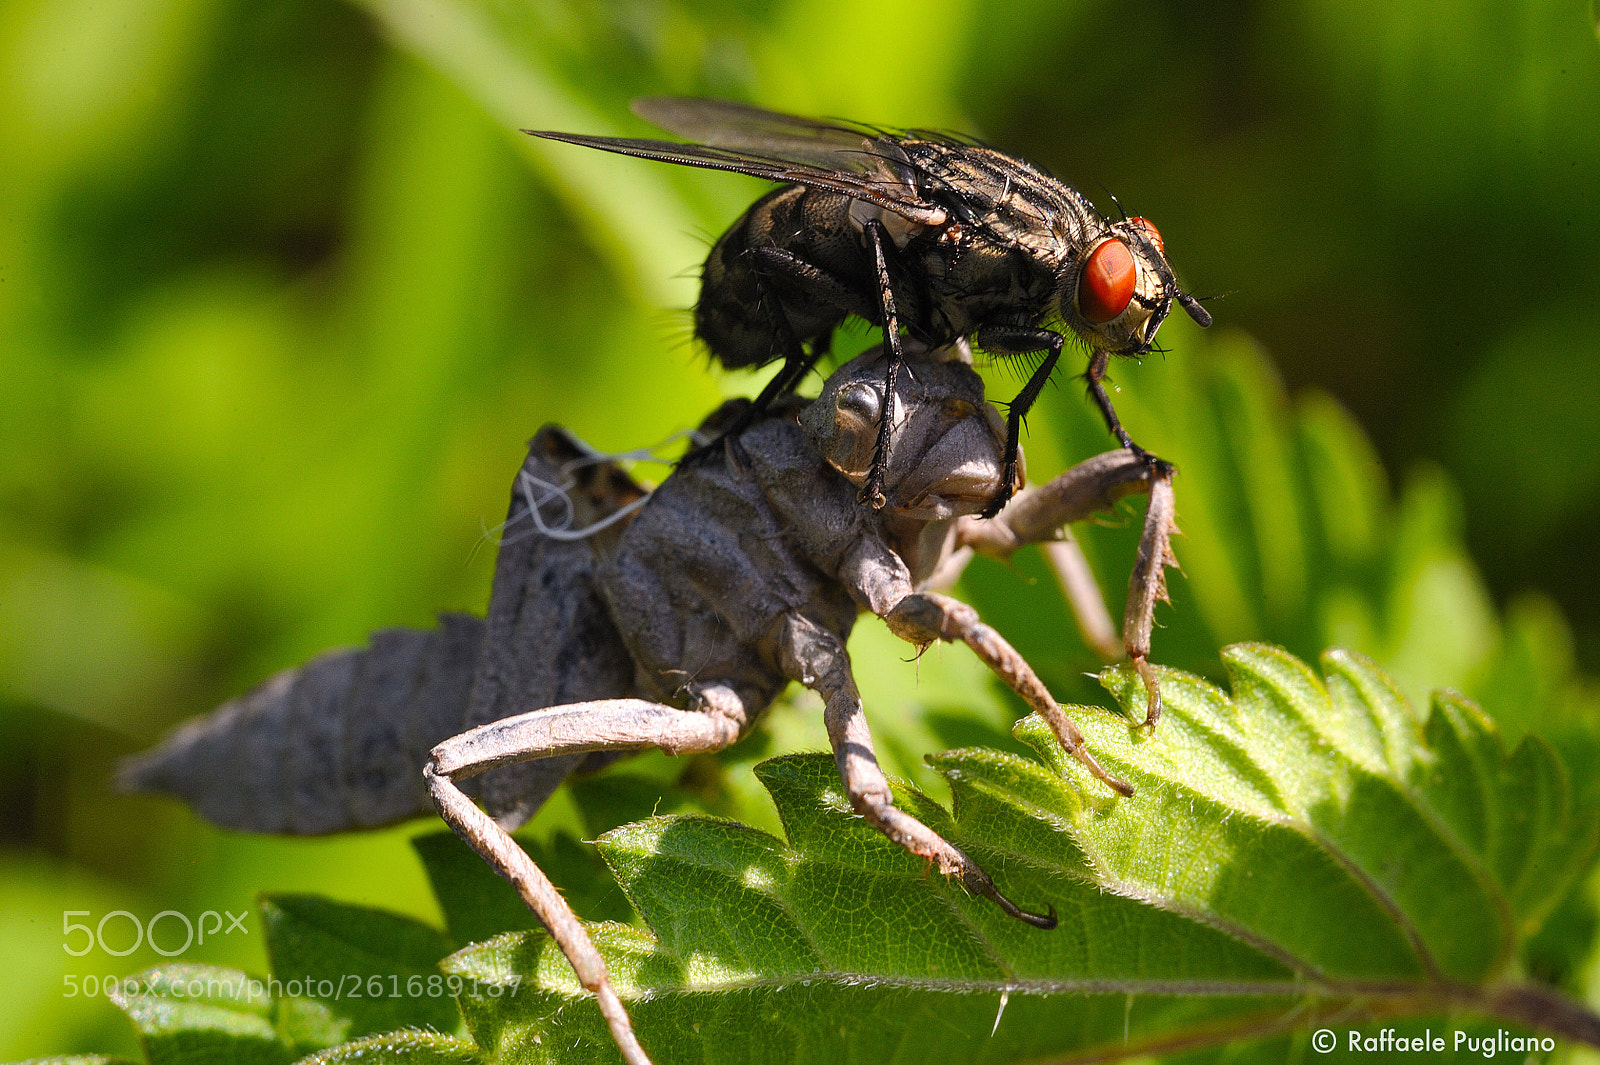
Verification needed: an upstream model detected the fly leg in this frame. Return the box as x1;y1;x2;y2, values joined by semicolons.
733;250;847;415
691;245;868;459
747;321;830;416
747;242;880;411
859;219;907;510
778;612;1057;928
956;449;1178;726
882;591;1135;794
721;228;906;511
972;325;1065;518
1085;348;1151;459
425;687;752;1065
685;274;823;463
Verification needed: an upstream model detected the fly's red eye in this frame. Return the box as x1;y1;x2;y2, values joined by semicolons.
1131;216;1164;254
1078;238;1136;324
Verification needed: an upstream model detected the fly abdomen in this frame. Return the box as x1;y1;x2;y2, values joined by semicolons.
694;184;864;369
118;613;485;834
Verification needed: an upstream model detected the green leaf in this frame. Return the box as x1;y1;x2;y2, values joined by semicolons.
109;965;290;1065
436;647;1600;1063
1018;646;1597;986
9;1057;144;1065
292;1031;481;1065
413;828;632;947
258;895;458;1047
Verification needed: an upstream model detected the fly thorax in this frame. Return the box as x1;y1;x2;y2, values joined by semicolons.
1050;194;1100;248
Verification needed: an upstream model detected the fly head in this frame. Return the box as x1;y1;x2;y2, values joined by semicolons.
1061;215;1211;358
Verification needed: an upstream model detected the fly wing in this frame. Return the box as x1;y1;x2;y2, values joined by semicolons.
527;97;948;225
633;97;890;167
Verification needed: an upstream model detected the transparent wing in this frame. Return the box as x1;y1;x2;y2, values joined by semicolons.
526;97;950;224
636;97;980;157
633;97;895;169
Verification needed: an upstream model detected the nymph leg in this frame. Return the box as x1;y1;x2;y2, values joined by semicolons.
425;687;751;1065
777;612;1057;928
955;448;1178;725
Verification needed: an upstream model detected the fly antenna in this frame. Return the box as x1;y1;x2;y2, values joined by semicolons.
1095;181;1129;222
1178;290;1221;328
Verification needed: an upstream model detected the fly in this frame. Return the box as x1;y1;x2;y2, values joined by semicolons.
528;98;1211;515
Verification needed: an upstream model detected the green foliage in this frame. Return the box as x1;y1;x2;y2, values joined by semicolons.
258;895;459;1046
295;1032;480;1065
67;646;1600;1064
108;966;288;1065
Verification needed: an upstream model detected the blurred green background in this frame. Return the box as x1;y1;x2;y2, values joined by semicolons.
4;0;1600;1057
